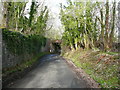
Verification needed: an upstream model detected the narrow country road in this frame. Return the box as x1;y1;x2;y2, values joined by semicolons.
9;54;88;88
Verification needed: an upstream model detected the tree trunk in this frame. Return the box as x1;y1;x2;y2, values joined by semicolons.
100;7;105;50
75;38;78;50
5;2;10;29
109;1;116;50
105;0;109;51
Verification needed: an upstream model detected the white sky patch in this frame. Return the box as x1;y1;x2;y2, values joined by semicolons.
44;0;67;28
75;0;120;2
24;0;32;18
42;0;67;38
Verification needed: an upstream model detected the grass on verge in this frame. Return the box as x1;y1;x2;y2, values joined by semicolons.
62;49;119;88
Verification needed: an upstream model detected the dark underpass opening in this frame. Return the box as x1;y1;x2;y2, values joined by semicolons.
51;40;61;54
52;42;61;54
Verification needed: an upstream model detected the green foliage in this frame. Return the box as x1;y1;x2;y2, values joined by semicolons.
4;1;49;35
29;1;36;27
2;28;46;55
33;6;49;34
60;0;117;51
60;1;96;50
4;2;26;29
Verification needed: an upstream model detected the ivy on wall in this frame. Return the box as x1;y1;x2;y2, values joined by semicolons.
2;28;46;55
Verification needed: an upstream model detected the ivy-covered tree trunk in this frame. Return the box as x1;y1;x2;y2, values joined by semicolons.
105;0;110;51
109;1;116;50
100;7;105;51
29;1;35;27
4;2;10;28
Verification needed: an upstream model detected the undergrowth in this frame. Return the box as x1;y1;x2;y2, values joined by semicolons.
62;49;119;88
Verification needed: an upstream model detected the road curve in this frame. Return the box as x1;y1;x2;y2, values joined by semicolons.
9;54;88;88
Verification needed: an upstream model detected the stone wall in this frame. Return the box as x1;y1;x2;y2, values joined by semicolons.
2;41;34;68
41;39;51;52
2;29;47;69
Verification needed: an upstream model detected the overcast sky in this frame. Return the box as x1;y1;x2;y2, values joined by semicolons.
44;0;67;29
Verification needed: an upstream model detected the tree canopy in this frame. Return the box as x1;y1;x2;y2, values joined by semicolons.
60;0;117;51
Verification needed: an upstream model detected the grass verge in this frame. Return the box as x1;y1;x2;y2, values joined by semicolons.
62;49;119;88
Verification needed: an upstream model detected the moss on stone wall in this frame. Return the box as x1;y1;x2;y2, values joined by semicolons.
2;28;46;55
2;28;47;68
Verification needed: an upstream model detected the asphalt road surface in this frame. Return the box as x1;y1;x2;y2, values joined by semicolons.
10;54;88;88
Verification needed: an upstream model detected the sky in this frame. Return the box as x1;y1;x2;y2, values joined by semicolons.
44;0;67;29
43;0;67;38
